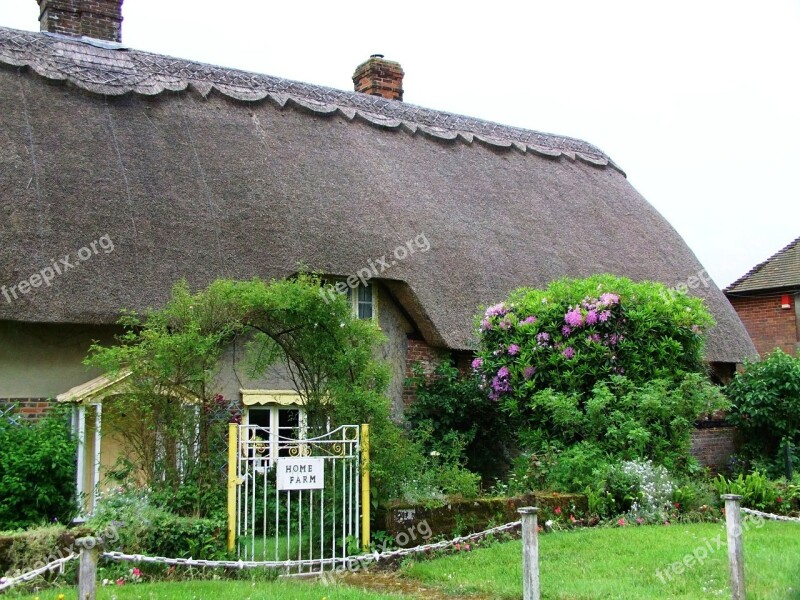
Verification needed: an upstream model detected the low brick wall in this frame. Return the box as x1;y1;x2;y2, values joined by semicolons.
691;424;737;473
375;493;587;544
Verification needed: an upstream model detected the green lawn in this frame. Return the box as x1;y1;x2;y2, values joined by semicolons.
11;579;404;600
401;521;800;599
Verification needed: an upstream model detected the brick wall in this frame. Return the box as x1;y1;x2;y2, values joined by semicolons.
691;425;737;473
0;398;58;422
403;337;449;407
727;293;797;357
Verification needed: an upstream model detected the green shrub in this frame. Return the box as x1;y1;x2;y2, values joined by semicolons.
88;486;225;560
406;359;513;480
0;409;78;530
713;471;779;511
471;275;724;493
727;349;800;476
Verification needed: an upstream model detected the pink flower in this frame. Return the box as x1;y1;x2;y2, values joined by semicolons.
485;303;509;318
561;325;572;336
536;332;550;344
565;308;583;327
497;366;509;378
464;543;471;551
480;319;492;331
617;518;626;526
520;316;537;325
562;347;575;359
471;357;483;370
554;507;562;515
600;293;619;305
455;543;461;551
523;366;535;379
116;578;125;586
585;310;598;325
508;344;520;356
598;310;611;322
636;517;644;525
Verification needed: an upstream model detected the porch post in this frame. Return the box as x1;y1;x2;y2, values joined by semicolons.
76;404;86;512
92;403;102;512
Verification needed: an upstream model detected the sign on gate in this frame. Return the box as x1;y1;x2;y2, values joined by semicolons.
276;457;325;490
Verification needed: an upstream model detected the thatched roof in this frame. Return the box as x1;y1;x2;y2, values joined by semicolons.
725;235;800;295
0;26;756;362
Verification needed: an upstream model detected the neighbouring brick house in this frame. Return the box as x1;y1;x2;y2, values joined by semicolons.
724;236;800;357
1;1;756;502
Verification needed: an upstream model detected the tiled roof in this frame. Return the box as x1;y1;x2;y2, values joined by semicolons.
725;236;800;294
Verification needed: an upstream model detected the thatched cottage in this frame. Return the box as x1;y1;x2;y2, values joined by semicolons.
0;1;756;506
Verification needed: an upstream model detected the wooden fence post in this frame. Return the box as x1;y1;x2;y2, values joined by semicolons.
76;537;102;600
722;494;746;600
518;506;540;600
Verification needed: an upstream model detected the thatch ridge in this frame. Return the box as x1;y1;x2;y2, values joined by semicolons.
0;26;621;171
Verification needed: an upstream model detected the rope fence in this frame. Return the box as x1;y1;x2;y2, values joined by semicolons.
1;503;796;599
0;554;77;592
740;507;800;523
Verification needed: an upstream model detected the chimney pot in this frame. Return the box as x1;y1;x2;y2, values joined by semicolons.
353;55;404;102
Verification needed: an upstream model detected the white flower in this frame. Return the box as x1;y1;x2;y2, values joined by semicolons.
545;520;553;528
102;579;109;586
430;451;440;457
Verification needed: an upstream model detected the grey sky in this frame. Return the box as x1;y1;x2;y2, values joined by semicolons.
3;0;798;287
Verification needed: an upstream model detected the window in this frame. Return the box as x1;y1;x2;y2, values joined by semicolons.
241;390;307;466
346;281;375;320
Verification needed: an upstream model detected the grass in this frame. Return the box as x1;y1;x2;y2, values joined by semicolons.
401;520;800;599
10;579;404;600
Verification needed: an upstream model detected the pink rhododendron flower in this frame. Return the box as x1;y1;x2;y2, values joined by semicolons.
562;347;575;359
617;518;626;526
485;303;509;318
598;310;611;322
561;325;572;336
471;357;483;370
523;366;535;379
520;315;537;325
565;308;583;327
600;293;619;305
508;344;520;355
536;332;550;344
585;309;598;325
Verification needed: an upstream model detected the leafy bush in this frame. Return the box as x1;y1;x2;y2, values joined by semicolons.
405;359;513;480
88;486;225;559
713;471;779;511
0;409;78;530
471;275;725;496
727;349;800;476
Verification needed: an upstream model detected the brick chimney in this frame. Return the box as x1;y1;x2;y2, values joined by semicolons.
36;0;123;42
352;54;404;102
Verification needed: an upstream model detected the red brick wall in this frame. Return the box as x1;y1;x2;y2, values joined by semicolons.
691;426;737;473
403;338;449;407
0;398;57;422
727;293;797;357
